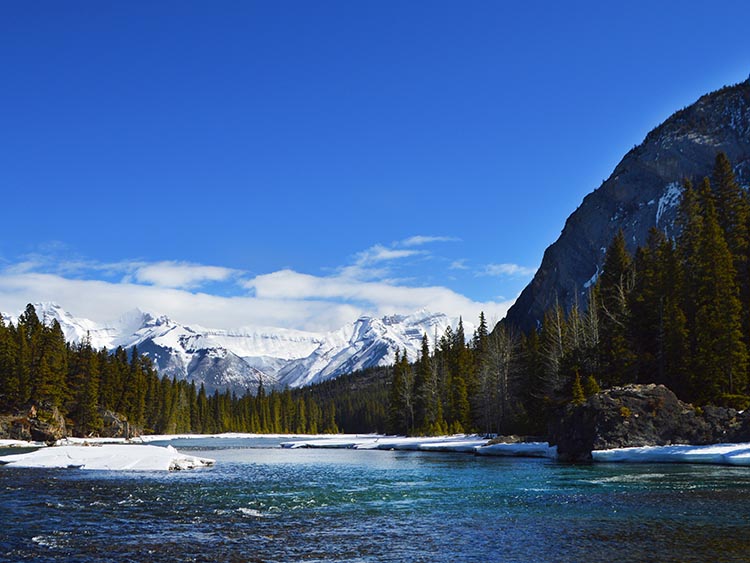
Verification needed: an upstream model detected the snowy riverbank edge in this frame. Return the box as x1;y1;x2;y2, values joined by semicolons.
281;435;750;466
0;444;215;471
3;434;750;468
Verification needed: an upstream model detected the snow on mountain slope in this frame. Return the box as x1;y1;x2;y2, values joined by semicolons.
4;303;462;393
276;311;453;388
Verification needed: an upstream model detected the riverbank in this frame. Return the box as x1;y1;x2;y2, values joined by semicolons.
4;432;750;468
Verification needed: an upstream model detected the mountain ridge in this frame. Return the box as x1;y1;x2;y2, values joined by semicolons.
3;302;458;393
504;78;750;331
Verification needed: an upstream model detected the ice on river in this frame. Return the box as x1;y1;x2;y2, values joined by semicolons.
0;444;214;471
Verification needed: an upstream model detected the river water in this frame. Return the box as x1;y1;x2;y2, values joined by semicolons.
2;436;750;562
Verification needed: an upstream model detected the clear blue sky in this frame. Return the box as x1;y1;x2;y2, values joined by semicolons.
1;1;749;330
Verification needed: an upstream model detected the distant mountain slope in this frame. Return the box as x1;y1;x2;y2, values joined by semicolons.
504;78;750;332
5;303;455;393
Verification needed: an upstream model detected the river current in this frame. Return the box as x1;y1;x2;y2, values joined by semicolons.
2;436;750;562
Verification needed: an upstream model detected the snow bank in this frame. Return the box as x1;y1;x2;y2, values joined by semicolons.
139;432;380;442
592;443;750;466
475;442;557;458
56;437;130;446
0;444;215;471
281;435;492;453
280;435;561;457
0;439;46;448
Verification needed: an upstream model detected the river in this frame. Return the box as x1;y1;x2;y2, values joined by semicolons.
2;436;750;562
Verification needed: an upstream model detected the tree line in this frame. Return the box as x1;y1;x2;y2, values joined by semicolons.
0;305;339;436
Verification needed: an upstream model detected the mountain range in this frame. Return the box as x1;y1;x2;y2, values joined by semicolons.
4;303;455;393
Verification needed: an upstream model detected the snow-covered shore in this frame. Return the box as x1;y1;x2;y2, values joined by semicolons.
0;439;47;448
281;435;750;466
0;444;214;471
592;443;750;466
4;433;750;468
281;435;556;458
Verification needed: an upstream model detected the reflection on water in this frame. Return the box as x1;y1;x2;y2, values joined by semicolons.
2;437;750;562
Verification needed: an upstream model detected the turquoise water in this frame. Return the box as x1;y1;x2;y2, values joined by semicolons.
2;437;750;562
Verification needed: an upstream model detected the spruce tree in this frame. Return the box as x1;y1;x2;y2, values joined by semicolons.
0;316;19;408
414;334;442;434
712;152;750;380
597;230;636;387
571;371;585;405
691;178;747;401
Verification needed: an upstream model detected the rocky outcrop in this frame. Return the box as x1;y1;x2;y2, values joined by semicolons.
504;79;750;332
0;405;68;443
0;406;142;441
549;384;750;461
99;410;140;439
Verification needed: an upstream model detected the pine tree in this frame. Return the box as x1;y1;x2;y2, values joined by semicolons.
629;228;669;383
583;375;600;397
414;334;442;434
35;320;68;408
712;152;750;380
691;178;747;401
11;321;32;407
677;179;702;345
712;152;749;268
70;336;102;435
571;371;585;405
597;230;636;387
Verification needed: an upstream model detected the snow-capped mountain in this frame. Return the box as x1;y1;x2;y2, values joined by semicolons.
275;311;452;388
6;303;459;393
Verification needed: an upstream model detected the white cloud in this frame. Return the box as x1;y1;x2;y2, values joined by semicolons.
0;266;515;332
132;261;237;288
449;259;469;270
0;239;520;331
479;263;537;278
400;235;460;247
244;269;514;325
354;245;423;266
0;271;360;332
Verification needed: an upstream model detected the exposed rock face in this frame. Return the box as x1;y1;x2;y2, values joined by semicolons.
99;410;140;439
549;384;750;461
505;79;750;332
29;406;68;443
0;406;69;443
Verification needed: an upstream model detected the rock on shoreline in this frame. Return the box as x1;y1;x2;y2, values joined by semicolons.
550;384;750;461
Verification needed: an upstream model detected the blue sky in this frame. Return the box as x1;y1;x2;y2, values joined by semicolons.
1;1;749;331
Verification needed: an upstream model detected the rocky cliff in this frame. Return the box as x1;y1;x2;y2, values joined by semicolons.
505;79;750;332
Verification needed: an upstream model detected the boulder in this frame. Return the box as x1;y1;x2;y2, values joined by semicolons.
28;405;68;443
549;384;750;461
98;410;139;439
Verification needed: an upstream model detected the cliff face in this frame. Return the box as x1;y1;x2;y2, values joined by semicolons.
504;79;750;332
